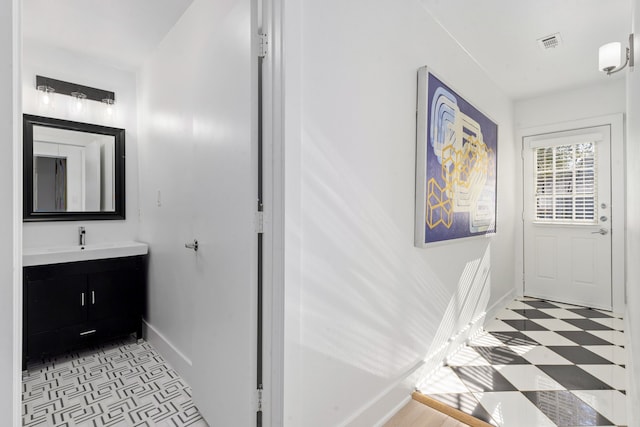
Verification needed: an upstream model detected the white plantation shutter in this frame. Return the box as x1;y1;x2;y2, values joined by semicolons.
534;142;597;223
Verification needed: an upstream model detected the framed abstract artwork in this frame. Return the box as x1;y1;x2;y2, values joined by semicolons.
414;67;498;246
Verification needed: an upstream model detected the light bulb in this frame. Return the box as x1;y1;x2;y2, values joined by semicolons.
102;98;116;120
70;92;86;114
37;85;55;109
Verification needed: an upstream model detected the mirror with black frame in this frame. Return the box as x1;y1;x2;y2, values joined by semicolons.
23;114;126;221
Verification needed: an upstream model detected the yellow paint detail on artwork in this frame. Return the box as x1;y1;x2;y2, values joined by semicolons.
426;178;453;229
426;135;492;229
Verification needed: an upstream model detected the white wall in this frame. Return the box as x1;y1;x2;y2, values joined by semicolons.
135;10;196;389
21;40;139;248
626;2;640;425
514;79;626;129
283;0;516;425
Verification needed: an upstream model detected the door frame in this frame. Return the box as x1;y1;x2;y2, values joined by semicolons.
9;0;23;427
258;0;285;425
10;0;23;425
11;1;287;426
516;114;625;313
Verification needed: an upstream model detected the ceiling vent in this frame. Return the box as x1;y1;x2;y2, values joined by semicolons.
537;33;563;50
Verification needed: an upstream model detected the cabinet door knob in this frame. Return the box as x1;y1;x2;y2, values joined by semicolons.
91;291;95;305
81;292;85;306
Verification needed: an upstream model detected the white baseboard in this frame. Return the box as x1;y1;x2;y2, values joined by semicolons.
624;311;639;427
347;288;517;427
485;289;517;323
342;360;424;427
419;288;517;384
373;395;412;427
142;320;194;386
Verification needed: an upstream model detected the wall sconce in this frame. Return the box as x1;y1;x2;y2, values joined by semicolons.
35;75;116;116
599;33;635;75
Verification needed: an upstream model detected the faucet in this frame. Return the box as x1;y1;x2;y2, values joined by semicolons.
79;226;86;246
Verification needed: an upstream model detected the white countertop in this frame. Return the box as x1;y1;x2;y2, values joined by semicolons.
23;241;149;266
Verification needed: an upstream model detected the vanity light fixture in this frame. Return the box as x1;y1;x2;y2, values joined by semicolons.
599;33;635;75
35;75;116;114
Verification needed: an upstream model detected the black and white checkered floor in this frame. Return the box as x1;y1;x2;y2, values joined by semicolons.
22;338;207;426
418;297;627;427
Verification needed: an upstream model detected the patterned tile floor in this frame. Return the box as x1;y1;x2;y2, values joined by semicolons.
418;297;627;427
22;337;208;426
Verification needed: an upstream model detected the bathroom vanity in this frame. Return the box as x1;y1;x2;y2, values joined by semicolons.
20;115;146;369
22;242;148;369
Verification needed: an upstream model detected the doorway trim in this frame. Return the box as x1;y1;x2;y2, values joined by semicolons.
258;0;285;425
11;0;23;425
516;114;625;313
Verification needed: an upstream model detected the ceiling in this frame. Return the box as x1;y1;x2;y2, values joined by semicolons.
23;1;632;99
22;0;194;71
419;0;632;99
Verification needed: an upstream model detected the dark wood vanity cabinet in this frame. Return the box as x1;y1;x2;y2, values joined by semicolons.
23;256;146;369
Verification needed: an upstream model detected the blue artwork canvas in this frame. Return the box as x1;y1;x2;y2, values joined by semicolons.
414;67;498;246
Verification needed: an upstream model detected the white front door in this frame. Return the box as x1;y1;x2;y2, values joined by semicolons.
523;125;612;310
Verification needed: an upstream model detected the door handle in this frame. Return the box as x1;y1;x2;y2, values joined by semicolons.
185;240;199;251
91;291;95;305
591;228;608;235
81;292;85;306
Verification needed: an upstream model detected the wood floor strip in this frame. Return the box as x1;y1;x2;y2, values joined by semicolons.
383;400;469;427
411;391;494;427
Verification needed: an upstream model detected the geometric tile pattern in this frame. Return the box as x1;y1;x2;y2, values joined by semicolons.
418;298;628;427
22;338;208;427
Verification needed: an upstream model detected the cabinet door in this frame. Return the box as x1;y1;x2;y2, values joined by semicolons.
26;274;87;334
87;268;140;321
